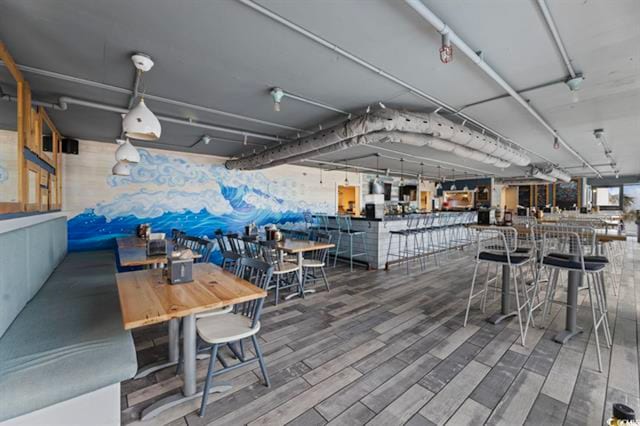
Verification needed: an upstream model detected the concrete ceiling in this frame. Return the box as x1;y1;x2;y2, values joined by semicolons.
0;0;638;179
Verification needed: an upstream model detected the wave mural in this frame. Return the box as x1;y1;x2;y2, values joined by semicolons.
67;148;331;252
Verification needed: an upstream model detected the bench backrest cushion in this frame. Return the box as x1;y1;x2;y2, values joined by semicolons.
0;216;67;338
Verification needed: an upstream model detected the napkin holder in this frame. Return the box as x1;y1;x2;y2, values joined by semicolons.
146;238;168;256
167;257;193;285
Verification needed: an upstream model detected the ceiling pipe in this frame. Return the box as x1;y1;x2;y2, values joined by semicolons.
543;166;571;183
404;0;601;177
303;159;427;179
531;167;557;183
236;0;554;166
0;60;308;134
535;0;577;79
273;87;351;116
0;93;285;142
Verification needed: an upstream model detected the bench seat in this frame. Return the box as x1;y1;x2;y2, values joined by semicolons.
0;251;137;422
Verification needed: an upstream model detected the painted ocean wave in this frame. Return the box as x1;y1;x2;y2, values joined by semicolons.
67;207;306;251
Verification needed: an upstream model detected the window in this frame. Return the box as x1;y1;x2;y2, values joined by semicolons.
594;186;621;209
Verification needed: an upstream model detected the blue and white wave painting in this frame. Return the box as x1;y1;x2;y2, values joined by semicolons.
67;149;331;251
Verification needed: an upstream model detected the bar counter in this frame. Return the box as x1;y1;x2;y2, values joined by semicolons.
316;211;476;269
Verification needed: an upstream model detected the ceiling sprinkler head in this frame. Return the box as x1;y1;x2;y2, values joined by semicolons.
270;88;285;112
131;53;154;72
565;74;584;91
593;128;604;139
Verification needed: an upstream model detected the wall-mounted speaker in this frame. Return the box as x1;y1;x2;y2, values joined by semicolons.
61;138;79;155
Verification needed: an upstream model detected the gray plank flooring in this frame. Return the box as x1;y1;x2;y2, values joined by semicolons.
121;240;639;425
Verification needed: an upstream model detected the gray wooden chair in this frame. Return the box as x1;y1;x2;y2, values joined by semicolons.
197;257;271;417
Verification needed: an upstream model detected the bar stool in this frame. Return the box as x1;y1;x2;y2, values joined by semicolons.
463;227;534;346
333;215;368;272
526;225;611;371
385;215;423;273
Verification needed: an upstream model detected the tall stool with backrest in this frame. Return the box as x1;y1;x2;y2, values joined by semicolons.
463;226;534;345
333;215;368;271
197;257;271;417
526;224;611;370
385;214;422;273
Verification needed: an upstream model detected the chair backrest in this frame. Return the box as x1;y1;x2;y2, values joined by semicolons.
171;228;185;243
234;257;272;327
314;213;329;232
242;235;262;259
336;215;352;232
474;226;519;264
214;229;230;252
259;240;282;270
533;224;596;271
227;233;243;255
307;232;332;263
303;211;314;229
181;236;214;263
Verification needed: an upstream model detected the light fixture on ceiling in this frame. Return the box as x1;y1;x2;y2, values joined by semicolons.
344;160;349;185
319;168;323;185
112;160;131;176
122;53;161;141
271;87;285;112
399;158;404;186
115;138;140;163
201;135;212;145
378;101;386;109
420;162;424;184
450;169;457;191
439;33;453;64
553;136;560;150
435;165;442;190
565;74;584;92
483;186;489;194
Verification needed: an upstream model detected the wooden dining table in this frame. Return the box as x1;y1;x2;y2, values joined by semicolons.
115;262;266;419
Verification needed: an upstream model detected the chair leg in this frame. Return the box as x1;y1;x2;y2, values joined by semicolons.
199;343;219;417
251;335;270;387
512;267;526;346
333;232;341;268
320;267;330;292
463;261;481;327
349;235;353;272
586;277;603;372
274;275;280;306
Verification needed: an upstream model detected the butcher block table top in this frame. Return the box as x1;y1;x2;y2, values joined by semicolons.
115;263;267;329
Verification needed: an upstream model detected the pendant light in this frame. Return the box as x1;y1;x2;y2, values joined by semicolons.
462;172;469;191
450;169;457;191
435;166;443;190
112;160;131;176
319;168;323;185
420;162;424;184
123;54;161;141
115;138;140;163
344;160;349;185
399;158;404;187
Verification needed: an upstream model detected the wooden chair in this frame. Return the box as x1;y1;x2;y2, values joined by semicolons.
197;257;271;417
260;240;301;305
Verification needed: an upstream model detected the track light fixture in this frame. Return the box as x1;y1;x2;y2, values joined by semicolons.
553;136;560;150
270;87;285;112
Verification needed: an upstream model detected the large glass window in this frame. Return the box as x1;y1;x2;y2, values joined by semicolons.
594;186;621;209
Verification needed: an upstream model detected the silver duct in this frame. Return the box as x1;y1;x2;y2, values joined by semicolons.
225;108;530;170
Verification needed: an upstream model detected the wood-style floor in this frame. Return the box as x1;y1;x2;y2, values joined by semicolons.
121;241;640;426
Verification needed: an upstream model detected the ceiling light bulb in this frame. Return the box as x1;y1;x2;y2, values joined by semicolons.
115;139;140;163
112;160;131;176
450;183;457;191
435;182;442;190
270;88;284;112
123;98;161;140
553;137;560;150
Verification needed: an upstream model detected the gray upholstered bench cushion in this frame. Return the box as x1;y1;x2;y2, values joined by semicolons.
0;250;137;422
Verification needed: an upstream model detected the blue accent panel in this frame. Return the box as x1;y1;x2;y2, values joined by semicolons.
23;148;55;175
0;217;67;338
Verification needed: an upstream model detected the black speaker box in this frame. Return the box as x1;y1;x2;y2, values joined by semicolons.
61;138;79;155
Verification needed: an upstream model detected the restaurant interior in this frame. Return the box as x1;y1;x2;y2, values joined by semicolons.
1;1;639;425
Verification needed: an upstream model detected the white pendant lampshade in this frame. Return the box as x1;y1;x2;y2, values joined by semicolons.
123;98;161;140
112;160;131;176
115;139;140;163
450;183;457;191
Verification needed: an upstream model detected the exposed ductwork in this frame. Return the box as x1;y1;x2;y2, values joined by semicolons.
543;166;571;183
225;108;530;170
